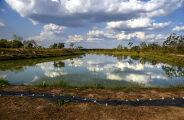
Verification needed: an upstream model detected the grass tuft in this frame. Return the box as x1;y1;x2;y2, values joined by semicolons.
0;78;9;88
55;100;70;106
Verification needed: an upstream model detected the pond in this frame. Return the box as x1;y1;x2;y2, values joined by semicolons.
0;54;184;88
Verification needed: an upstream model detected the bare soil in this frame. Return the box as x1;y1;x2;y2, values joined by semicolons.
1;86;184;120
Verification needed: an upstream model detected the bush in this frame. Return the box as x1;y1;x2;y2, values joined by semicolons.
0;78;9;87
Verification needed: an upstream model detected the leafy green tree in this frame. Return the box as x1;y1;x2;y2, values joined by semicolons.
49;43;58;49
23;40;37;49
140;41;147;49
58;43;65;49
0;39;8;48
147;42;161;50
117;44;123;50
70;43;74;49
128;42;133;48
11;40;23;48
163;33;184;52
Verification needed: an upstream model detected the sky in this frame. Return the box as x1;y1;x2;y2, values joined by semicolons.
0;0;184;48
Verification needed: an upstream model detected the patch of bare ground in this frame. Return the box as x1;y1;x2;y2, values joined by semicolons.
0;96;184;120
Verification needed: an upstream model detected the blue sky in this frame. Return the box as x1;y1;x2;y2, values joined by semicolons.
0;0;184;48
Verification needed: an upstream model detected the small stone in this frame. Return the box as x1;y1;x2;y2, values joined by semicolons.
149;98;152;101
21;94;23;97
84;98;86;100
32;94;35;96
162;97;164;100
183;97;184;99
94;100;97;103
137;99;139;102
52;94;55;97
172;97;175;100
73;96;75;98
0;94;1;96
106;103;108;106
126;100;128;102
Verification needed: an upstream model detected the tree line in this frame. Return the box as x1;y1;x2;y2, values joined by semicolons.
0;35;43;49
1;33;184;53
0;35;85;50
116;33;184;54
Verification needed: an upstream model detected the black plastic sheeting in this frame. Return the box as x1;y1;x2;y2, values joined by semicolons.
1;91;184;107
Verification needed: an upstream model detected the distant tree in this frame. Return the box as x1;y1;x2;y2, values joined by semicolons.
58;43;65;49
77;46;84;49
12;34;23;41
128;42;133;48
23;40;37;49
140;41;147;49
0;39;8;48
70;43;74;49
35;46;44;49
147;42;161;50
49;43;58;49
163;33;184;52
117;44;123;50
11;40;23;48
123;47;128;51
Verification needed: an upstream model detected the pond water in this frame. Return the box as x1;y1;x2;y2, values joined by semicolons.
0;54;184;88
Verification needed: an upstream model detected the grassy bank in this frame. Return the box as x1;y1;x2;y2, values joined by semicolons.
1;78;184;91
88;50;184;66
0;48;84;60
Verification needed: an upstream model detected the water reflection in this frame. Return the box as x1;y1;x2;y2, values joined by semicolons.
0;54;184;87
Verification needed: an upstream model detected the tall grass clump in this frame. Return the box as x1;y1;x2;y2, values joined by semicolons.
0;78;9;88
38;80;67;88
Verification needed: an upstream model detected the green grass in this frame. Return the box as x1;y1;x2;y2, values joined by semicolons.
0;48;85;60
0;78;9;88
55;100;70;106
38;80;67;88
36;79;184;91
88;50;184;66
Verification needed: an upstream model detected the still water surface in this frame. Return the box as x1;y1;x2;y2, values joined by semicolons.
0;54;184;87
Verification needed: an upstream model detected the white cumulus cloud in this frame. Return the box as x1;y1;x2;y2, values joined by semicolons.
0;21;5;27
5;0;184;27
172;25;184;32
29;23;67;46
106;17;171;31
67;35;84;43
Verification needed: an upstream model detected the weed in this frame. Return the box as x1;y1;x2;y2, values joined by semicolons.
0;78;9;88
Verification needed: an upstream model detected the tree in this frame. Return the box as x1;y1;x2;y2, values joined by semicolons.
76;46;84;49
49;43;58;49
117;44;123;50
147;42;161;50
0;39;8;48
58;43;65;49
12;34;23;41
163;33;184;52
23;40;37;49
70;43;74;49
128;42;133;48
140;41;147;49
11;40;23;48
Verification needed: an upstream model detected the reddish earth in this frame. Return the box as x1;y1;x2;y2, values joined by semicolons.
1;86;184;120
